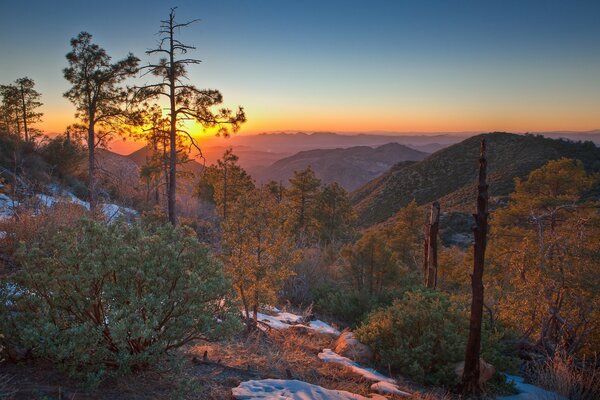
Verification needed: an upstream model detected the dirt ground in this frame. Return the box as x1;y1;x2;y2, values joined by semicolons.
0;328;425;400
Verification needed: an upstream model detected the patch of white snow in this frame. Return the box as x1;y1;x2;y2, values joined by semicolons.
231;379;386;400
254;309;340;336
370;381;411;397
318;349;395;383
499;375;566;400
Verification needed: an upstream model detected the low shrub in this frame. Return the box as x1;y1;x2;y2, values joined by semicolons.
3;217;240;384
312;283;413;327
355;289;466;386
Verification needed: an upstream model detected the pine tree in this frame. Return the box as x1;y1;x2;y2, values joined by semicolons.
222;188;299;324
202;149;254;222
15;77;43;142
139;8;246;225
314;182;356;246
63;32;139;211
489;158;600;355
343;230;398;296
0;84;21;136
286;166;321;245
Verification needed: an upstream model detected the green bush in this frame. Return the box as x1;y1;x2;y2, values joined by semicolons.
5;218;240;384
312;283;414;326
355;289;467;386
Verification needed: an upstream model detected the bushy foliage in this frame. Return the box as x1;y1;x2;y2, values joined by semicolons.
2;217;239;383
355;289;519;388
489;158;600;355
223;188;300;321
39;134;86;179
312;283;410;327
355;289;467;386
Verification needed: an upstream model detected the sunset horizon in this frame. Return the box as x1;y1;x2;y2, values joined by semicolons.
1;1;600;399
2;0;600;150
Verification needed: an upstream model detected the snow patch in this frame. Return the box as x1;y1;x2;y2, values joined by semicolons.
318;349;411;397
231;379;386;400
0;187;137;222
499;375;566;400
0;193;17;219
370;381;411;397
318;349;395;383
309;320;341;336
254;309;340;336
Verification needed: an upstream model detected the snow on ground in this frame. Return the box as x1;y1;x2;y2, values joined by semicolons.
369;381;411;397
0;193;17;219
318;349;411;397
318;349;396;383
231;379;387;400
255;309;340;336
0;187;136;222
499;375;566;400
308;320;341;336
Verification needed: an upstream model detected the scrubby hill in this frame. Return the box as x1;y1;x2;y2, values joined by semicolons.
352;132;600;227
253;143;428;191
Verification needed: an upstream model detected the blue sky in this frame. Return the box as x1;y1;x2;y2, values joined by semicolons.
1;0;599;134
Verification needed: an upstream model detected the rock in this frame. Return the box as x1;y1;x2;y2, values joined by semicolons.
334;331;373;364
454;358;496;385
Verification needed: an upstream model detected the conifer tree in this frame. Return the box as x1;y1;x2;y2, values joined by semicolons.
314;182;356;245
286;166;321;245
222;188;299;324
63;32;139;211
140;8;246;224
202;149;254;222
15;77;43;142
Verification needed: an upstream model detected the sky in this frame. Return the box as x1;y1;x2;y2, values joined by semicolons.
1;0;600;147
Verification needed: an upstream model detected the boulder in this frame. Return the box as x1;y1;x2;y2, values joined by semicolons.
454;358;496;385
333;331;373;364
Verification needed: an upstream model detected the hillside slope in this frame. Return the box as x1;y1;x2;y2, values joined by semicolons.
253;143;428;191
352;132;600;227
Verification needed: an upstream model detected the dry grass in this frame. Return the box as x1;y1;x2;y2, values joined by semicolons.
530;352;600;400
187;327;414;399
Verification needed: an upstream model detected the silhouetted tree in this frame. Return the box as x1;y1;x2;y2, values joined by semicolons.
63;32;139;211
15;77;43;142
0;84;21;135
139;8;246;225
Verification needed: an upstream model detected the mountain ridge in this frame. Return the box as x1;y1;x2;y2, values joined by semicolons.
352;132;600;227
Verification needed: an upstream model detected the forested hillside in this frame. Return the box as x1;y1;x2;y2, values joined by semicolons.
353;132;600;226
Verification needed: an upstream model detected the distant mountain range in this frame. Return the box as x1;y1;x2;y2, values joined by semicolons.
251;143;428;191
352;132;600;229
201;131;464;155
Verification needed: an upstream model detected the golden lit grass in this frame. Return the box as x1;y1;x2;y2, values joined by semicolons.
530;352;600;400
188;328;417;399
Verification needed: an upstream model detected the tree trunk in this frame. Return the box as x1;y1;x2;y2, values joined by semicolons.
167;20;178;225
87;121;97;212
19;83;29;142
424;202;440;289
462;139;489;397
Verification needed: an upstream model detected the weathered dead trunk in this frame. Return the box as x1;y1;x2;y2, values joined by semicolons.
462;139;489;397
424;201;440;289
